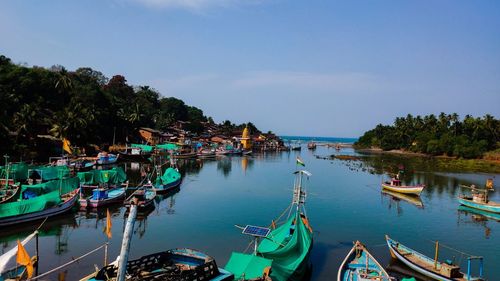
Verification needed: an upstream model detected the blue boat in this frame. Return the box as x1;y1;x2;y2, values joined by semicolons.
96;153;119;165
337;240;391;281
458;205;500;221
458;196;500;214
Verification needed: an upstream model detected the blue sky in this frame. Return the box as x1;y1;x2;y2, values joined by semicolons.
1;0;499;137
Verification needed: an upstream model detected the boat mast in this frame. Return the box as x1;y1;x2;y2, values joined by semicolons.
3;155;9;188
292;170;310;214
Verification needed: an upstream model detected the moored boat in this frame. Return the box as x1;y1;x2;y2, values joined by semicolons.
144;167;182;194
337;240;391;281
83;248;233;281
458;184;500;214
79;186;127;209
385;235;484;281
382;178;425;195
96;152;119;165
0;178;80;227
77;167;128;190
124;189;156;210
225;170;313;281
307;142;316;150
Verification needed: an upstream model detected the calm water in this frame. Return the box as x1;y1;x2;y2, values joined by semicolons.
1;145;499;281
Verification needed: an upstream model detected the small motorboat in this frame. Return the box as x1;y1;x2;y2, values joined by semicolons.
96;152;119;165
337;241;391;281
307;142;317;150
382;177;424;195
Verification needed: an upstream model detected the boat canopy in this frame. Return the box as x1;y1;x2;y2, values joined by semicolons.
157;167;181;185
29;165;70;181
130;144;154;153
156;143;179;151
0;177;79;219
225;212;312;281
77;167;127;185
0;162;30;181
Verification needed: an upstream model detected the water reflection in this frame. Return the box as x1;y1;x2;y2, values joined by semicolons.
457;206;500;239
381;190;424;210
217;156;232;177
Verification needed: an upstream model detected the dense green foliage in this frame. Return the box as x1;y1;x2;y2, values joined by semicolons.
0;55;258;159
355;113;499;159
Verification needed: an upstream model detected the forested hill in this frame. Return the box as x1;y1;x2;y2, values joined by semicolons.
354;113;499;159
0;55;258;158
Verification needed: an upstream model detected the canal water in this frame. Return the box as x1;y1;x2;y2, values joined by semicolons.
1;145;499;280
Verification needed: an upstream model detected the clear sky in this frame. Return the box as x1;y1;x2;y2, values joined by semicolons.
1;0;499;137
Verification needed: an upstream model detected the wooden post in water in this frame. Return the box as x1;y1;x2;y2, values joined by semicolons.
434;241;439;270
35;231;39;276
116;199;138;281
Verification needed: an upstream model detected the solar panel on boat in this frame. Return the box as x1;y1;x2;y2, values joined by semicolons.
242;225;271;237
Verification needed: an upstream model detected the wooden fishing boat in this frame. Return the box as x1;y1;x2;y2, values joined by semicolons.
197;149;216;158
0;230;38;281
118;144;153;162
77;167;128;190
291;144;302;151
337;241;391;281
242;149;253;155
82;248;233;281
0;187;80;227
124;189;156;210
458;184;500;214
382;189;424;208
225;170;313;281
0;183;21;204
382;178;425;195
79;186;127;209
385;235;484;281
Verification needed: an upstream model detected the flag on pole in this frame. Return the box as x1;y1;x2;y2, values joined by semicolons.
62;138;72;154
16;240;34;278
296;157;305;167
105;209;112;239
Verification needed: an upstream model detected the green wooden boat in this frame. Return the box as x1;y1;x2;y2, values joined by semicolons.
225;170;313;281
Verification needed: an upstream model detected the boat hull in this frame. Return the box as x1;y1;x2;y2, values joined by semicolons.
382;183;424;195
153;179;181;194
386;236;464;281
458;197;500;214
337;241;390;281
0;189;79;227
79;188;126;208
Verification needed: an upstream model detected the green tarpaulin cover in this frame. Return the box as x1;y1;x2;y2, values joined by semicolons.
29;165;70;181
77;167;127;185
158;167;181;185
225;253;273;280
156;143;179;151
0;177;79;219
0;162;30;181
130;144;154;153
225;212;313;281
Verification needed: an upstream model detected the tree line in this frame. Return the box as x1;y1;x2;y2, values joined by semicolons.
354;113;499;159
0;55;259;159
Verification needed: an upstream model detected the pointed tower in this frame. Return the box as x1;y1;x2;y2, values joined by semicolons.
241;126;252;150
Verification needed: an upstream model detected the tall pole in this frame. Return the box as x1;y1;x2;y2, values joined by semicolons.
4;155;9;188
117;199;138;281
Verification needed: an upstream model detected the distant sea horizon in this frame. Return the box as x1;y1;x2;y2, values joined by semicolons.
280;135;358;143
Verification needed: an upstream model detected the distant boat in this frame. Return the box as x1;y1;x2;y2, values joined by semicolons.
78;186;127;209
386;235;484;281
197;148;216;158
82;248;233;281
242;149;253;155
124;189;156;210
337;240;391;281
291;143;302;151
307;142;316;150
382;177;424;195
96;152;119;165
225;170;313;281
118;144;152;162
458;184;500;214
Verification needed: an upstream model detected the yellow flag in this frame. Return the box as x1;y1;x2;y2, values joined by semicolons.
16;240;33;278
105;209;112;239
62;138;72;154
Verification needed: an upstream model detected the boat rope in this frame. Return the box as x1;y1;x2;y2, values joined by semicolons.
270;203;293;227
27;243;108;281
428;240;477;258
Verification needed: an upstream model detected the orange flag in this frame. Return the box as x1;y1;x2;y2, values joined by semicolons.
105;209;112;239
16;240;33;278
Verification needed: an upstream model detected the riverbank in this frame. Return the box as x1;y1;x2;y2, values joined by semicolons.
355;148;500;174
